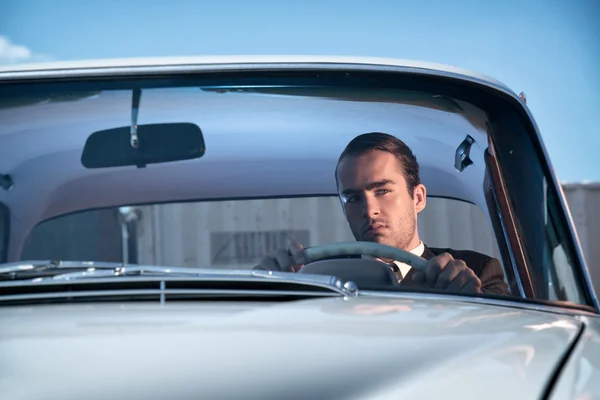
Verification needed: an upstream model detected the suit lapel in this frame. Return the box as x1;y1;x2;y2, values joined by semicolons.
421;245;435;261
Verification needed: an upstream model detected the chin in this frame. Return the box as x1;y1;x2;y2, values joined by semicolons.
361;235;389;245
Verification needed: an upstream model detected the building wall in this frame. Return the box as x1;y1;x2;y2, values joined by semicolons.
134;196;502;269
562;183;600;294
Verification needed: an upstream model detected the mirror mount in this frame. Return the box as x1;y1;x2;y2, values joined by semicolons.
81;88;206;169
0;174;13;191
455;134;475;172
130;88;141;151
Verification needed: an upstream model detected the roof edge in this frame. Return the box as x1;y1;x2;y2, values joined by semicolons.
0;55;510;91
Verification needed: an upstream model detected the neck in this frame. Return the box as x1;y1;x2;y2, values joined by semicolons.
405;236;421;252
376;236;421;264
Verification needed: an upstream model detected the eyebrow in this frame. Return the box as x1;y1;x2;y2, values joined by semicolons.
341;179;395;197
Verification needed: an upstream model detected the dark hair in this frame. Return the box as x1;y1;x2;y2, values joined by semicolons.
335;132;420;195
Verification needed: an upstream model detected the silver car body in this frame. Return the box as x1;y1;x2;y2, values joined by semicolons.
0;56;598;399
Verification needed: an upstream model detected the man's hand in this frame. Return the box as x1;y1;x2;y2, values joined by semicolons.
411;252;482;294
254;239;306;272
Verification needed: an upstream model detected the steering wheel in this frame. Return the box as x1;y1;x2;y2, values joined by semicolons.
297;241;428;289
303;241;428;269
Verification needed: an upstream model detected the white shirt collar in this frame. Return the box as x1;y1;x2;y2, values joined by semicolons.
363;241;425;280
395;241;425;279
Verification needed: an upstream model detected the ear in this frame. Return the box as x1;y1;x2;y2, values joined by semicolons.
413;184;427;213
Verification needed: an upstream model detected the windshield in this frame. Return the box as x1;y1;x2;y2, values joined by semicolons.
21;197;502;271
0;73;593;309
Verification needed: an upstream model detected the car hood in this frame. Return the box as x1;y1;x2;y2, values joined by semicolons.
0;296;583;400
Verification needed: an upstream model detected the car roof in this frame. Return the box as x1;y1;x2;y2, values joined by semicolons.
0;55;511;91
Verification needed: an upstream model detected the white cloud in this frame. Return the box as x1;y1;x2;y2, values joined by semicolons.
0;35;51;64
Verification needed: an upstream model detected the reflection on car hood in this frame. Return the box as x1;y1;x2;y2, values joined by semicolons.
0;296;583;400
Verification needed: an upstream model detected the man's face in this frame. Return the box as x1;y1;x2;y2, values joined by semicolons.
336;150;426;250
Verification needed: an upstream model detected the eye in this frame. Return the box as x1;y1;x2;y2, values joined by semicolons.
345;195;358;204
375;189;391;196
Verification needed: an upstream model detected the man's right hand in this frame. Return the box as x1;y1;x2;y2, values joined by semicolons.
254;239;306;272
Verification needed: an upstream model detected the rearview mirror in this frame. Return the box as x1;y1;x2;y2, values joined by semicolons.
81;123;206;169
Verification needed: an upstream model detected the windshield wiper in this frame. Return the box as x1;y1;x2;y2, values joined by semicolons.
0;260;249;280
0;260;125;281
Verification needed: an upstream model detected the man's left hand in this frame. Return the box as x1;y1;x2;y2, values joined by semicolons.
411;252;482;294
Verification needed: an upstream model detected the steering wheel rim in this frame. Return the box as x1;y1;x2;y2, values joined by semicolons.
303;241;428;271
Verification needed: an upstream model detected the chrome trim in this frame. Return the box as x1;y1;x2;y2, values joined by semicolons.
0;56;509;89
160;280;166;305
0;61;514;102
0;288;343;303
0;262;357;297
0;274;337;287
343;281;358;295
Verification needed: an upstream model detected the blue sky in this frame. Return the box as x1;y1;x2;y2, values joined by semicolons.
1;0;599;182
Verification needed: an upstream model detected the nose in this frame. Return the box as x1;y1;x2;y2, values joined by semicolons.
362;194;380;219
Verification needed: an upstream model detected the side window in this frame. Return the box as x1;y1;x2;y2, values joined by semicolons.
543;180;587;303
0;202;8;262
418;197;502;261
21;208;122;262
21;196;502;270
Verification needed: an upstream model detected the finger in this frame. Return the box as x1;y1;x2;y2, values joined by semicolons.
411;270;425;284
287;239;306;266
461;276;483;294
275;248;294;272
445;269;471;293
425;253;453;287
434;260;464;290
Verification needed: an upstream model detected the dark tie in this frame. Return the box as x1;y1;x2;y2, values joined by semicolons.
387;262;404;282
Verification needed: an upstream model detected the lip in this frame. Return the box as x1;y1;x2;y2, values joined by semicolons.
365;224;387;234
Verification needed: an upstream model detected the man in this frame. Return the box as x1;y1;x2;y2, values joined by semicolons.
256;132;511;296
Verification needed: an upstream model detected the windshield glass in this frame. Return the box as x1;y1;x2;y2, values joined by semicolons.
22;197;502;270
0;75;592;308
